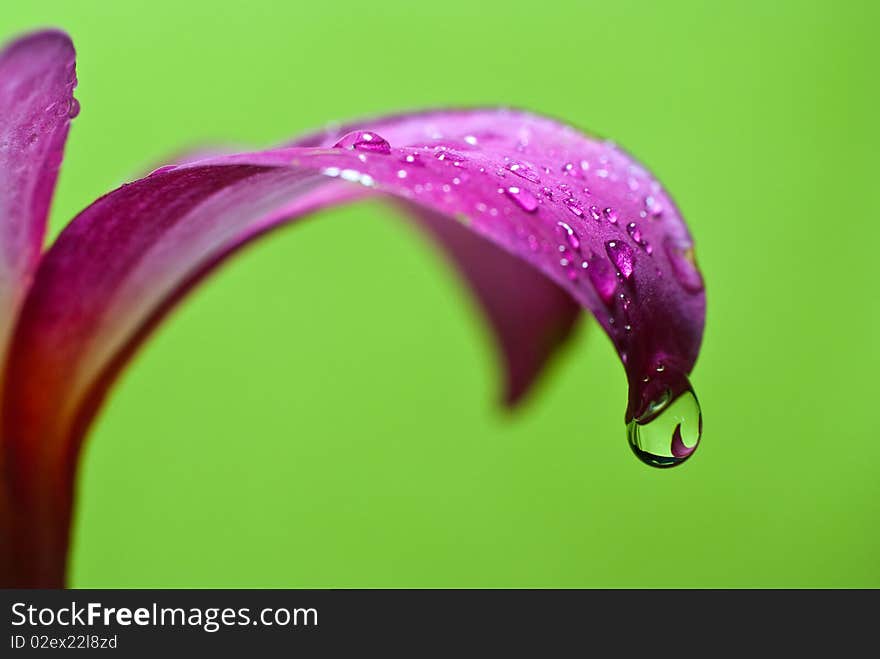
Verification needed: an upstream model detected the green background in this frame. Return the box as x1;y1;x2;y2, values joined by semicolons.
3;0;878;587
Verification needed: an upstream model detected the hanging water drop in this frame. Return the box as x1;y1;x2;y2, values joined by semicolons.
627;377;702;468
333;130;392;154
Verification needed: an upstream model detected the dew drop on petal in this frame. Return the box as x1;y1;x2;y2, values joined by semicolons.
626;222;642;243
606;240;635;279
504;186;538;213
507;161;541;183
565;199;584;217
664;238;705;293
586;256;618;304
558;252;580;280
333;130;392;154
556;221;581;249
645;195;664;218
603;207;618;223
562;162;579;177
626;222;652;253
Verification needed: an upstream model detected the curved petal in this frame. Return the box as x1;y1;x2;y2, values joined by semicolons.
2;108;704;586
151;148;582;407
0;29;76;368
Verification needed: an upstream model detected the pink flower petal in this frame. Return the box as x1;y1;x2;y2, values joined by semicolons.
0;30;76;365
149;146;582;408
3;108;704;585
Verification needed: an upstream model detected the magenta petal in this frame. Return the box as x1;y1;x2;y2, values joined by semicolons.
159;147;583;407
3;108;704;585
0;30;76;363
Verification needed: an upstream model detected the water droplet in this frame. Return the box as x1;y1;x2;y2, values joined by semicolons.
586;256;617;303
606;240;635;279
325;168;375;188
67;97;80;119
627;379;702;468
402;152;424;166
333;130;391;154
504;186;538;213
434;148;467;164
664;238;704;293
565;199;584;217
556;221;580;249
507;161;541;183
645;195;663;218
558;251;579;280
626;222;642;243
603;207;618;223
626;221;652;253
588;205;602;221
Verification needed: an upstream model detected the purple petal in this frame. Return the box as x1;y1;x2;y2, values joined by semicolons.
158;146;583;407
0;30;76;363
2;108;704;585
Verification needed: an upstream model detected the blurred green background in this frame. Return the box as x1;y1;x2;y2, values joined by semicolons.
3;0;878;587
